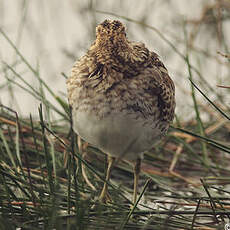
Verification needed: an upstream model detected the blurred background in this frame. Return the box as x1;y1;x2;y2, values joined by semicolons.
0;0;229;120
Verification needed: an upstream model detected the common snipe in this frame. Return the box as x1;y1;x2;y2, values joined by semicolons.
66;19;175;203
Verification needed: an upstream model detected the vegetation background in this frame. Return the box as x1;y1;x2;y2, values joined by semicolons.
0;0;230;229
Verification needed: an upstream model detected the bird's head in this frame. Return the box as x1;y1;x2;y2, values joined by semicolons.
95;20;127;47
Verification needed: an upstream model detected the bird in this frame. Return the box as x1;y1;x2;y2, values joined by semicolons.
66;19;175;204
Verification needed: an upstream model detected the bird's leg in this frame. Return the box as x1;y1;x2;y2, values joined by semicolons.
99;155;115;203
77;136;96;191
133;158;141;204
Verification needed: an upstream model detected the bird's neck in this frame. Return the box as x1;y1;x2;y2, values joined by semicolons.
91;40;133;65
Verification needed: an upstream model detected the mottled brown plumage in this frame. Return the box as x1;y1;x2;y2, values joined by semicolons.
67;19;175;203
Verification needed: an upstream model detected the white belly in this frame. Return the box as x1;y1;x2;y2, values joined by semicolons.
72;109;164;161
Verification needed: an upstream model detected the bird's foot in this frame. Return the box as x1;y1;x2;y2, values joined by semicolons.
98;189;112;203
